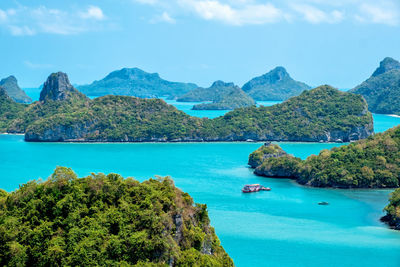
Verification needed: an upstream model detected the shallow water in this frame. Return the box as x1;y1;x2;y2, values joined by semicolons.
1;135;400;267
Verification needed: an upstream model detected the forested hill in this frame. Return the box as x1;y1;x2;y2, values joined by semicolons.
0;86;26;130
0;72;88;133
77;68;197;98
350;57;400;115
0;167;233;266
382;189;400;230
242;67;311;101
24;84;373;142
185;81;255;110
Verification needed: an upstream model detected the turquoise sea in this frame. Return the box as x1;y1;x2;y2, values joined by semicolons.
2;97;400;266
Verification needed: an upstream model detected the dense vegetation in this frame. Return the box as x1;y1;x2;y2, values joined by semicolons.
0;87;26;131
382;189;400;230
0;167;233;266
249;125;400;188
190;82;255;110
24;85;373;142
242;67;311;101
0;76;32;103
177;81;255;110
77;68;197;99
350;57;400;115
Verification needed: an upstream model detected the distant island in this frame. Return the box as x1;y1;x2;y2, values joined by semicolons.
77;68;197;99
0;72;373;143
179;81;255;110
242;67;311;101
0;167;233;266
350;57;400;115
0;76;32;103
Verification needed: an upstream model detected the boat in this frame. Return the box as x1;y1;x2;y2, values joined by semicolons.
318;201;329;205
242;184;271;193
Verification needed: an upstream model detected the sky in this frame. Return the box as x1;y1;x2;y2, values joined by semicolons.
0;0;399;89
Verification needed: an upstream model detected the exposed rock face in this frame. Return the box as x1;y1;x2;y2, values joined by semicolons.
0;76;32;103
372;57;400;77
242;66;311;101
39;72;75;102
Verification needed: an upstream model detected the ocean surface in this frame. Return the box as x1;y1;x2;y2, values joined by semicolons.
4;94;400;266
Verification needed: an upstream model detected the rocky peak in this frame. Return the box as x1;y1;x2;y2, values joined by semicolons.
372;57;400;77
269;66;289;81
106;68;160;81
39;72;76;102
0;75;18;85
211;80;235;88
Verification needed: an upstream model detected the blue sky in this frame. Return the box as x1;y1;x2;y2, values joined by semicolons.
0;0;399;89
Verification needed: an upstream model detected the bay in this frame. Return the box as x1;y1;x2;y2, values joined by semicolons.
2;97;400;266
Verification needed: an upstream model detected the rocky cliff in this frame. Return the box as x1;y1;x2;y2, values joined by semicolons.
39;72;86;102
0;76;32;103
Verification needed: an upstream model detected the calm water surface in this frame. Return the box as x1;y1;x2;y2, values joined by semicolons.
4;95;400;267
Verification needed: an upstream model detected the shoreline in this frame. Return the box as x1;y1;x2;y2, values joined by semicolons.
2;133;351;145
1;133;24;136
388;114;400;118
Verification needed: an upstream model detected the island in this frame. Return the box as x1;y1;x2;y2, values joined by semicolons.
77;67;197;99
0;72;373;142
0;167;233;266
183;81;255;110
249;124;400;188
382;189;400;230
242;66;311;101
350;57;400;115
0;75;32;103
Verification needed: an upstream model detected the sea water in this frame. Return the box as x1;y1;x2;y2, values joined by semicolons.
3;97;400;266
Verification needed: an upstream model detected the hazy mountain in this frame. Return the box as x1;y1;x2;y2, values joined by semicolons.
242;67;311;101
77;68;197;98
350;57;400;115
0;76;32;103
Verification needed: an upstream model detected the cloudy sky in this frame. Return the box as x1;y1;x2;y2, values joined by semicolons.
0;0;399;88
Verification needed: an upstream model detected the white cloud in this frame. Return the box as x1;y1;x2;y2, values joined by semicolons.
8;26;35;36
292;4;344;24
135;0;159;4
0;9;7;22
24;61;54;69
178;0;286;25
0;5;108;36
151;12;176;23
356;3;399;26
80;6;105;20
130;0;400;26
